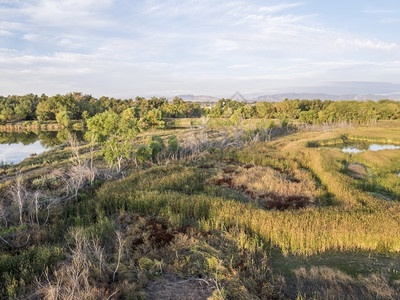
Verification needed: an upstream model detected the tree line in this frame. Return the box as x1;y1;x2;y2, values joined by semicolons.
1;93;400;125
208;98;400;124
0;93;203;125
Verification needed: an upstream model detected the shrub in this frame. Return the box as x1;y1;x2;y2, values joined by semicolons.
136;145;152;163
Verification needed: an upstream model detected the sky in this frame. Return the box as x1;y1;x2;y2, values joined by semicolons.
0;0;400;98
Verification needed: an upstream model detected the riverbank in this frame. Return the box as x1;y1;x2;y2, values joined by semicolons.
0;120;84;132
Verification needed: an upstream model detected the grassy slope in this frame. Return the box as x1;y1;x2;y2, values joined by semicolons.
1;121;400;299
91;123;400;298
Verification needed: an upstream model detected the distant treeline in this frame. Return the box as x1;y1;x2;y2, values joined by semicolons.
208;98;400;124
0;93;203;124
0;93;399;125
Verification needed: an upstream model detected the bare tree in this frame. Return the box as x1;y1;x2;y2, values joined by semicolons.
113;231;126;282
28;190;42;226
0;200;8;227
38;228;93;299
200;116;209;128
89;237;106;278
37;228;118;299
0;233;10;246
68;133;82;167
55;164;92;201
9;174;27;225
64;133;95;199
87;132;97;185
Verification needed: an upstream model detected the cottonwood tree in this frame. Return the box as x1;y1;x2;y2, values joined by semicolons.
56;110;72;127
141;108;165;129
86;108;140;172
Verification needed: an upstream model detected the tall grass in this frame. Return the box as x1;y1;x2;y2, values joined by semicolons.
95;164;400;256
293;266;400;300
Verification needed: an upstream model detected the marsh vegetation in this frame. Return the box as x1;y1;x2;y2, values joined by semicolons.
1;96;400;299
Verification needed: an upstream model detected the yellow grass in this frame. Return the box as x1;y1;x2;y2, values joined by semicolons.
231;166;317;200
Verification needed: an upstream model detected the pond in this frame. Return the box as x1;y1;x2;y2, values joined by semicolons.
315;140;400;154
0;130;84;165
341;144;400;154
0;141;48;164
313;140;400;179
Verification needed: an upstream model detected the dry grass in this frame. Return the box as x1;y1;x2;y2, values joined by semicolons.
232;166;317;199
229;166;317;210
37;228;118;300
144;273;216;300
357;149;400;169
346;163;368;179
293;266;400;300
4;121;400;299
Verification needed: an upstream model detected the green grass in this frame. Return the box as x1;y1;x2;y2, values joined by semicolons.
2;121;400;299
94;162;400;256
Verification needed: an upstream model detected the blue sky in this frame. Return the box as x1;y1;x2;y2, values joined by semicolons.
0;0;399;98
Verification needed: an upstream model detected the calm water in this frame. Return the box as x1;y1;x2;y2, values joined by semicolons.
316;141;400;178
318;141;400;154
342;144;400;154
0;141;48;164
0;130;84;164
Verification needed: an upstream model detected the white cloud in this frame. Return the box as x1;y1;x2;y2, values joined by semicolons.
0;0;399;97
15;0;115;29
0;29;12;36
228;64;252;69
259;2;303;13
335;38;398;50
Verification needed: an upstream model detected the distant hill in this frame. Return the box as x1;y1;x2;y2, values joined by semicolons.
171;93;400;102
254;93;400;102
170;95;219;102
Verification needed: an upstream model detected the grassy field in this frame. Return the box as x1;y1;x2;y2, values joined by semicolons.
1;120;400;299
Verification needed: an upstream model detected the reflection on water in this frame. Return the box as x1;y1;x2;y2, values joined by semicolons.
0;130;84;164
320;140;400;154
0;141;47;164
342;144;400;154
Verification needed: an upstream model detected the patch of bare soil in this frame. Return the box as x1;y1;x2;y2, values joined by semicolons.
145;273;215;300
347;163;368;179
258;194;311;210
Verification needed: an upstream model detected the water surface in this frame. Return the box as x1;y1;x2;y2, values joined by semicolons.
342;144;400;154
0;130;84;164
318;140;400;154
0;141;48;164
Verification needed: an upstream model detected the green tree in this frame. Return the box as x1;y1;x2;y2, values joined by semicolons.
56;110;72;127
136;145;152;163
230;109;242;125
299;110;318;124
142;108;165;128
148;135;165;161
85;109;139;171
167;135;180;159
255;102;275;118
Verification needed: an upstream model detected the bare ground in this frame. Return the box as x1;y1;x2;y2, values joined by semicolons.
144;273;216;300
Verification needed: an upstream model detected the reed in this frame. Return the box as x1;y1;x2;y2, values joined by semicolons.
96;164;400;256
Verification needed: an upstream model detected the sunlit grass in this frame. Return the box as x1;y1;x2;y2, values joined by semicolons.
96;162;400;256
